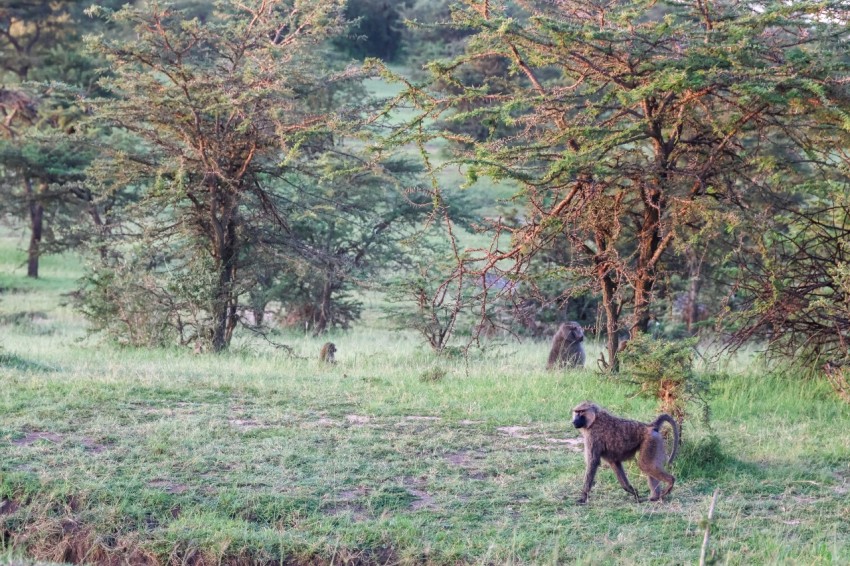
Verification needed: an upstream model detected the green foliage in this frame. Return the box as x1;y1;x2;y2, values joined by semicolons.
335;0;409;61
77;251;185;348
377;0;850;370
618;334;711;425
383;247;470;353
674;434;730;480
80;0;365;350
727;201;850;381
418;366;446;383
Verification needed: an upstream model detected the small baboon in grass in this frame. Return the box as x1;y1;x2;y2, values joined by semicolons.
319;342;337;364
572;401;679;504
547;322;586;369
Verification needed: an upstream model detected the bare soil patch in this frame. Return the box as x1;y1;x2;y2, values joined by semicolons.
228;418;269;430
399;476;438;511
80;437;111;453
444;450;490;480
345;414;371;425
147;480;189;494
11;431;62;446
0;499;20;515
496;426;532;438
326;486;370;521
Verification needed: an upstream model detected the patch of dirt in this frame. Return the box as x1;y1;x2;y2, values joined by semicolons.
443;450;490;480
459;419;483;425
326;486;370;521
444;450;486;467
228;418;269;430
0;499;20;515
147;480;189;494
408;488;437;511
80;437;111;453
546;437;584;452
497;426;532;439
833;470;849;494
398;476;438;511
404;416;441;421
337;489;365;501
345;414;370;425
11;431;62;446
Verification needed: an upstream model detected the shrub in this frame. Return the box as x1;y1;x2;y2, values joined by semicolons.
618;334;712;426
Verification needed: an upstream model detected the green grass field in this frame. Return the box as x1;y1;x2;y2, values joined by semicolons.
1;231;850;565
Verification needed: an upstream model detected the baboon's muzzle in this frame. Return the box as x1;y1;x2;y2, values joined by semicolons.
572;415;587;428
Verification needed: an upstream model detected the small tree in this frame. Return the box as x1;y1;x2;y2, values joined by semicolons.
618;335;710;427
266;158;431;334
385;254;468;353
83;0;355;351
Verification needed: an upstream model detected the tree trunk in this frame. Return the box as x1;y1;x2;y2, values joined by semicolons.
685;249;704;334
209;182;239;352
211;232;237;353
314;273;333;335
601;272;621;371
25;178;44;279
593;230;622;371
632;185;663;334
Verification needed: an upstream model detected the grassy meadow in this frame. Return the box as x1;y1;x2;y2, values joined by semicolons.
1;231;850;566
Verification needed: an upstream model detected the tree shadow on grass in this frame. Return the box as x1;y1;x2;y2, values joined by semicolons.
675;434;763;482
0;351;55;372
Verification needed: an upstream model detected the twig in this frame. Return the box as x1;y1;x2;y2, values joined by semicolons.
239;321;305;359
699;488;720;566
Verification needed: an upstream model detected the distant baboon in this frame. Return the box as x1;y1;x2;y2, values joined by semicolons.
547;322;586;369
617;333;630;353
571;401;679;504
319;342;337;364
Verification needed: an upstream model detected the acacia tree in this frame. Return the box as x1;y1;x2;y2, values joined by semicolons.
240;157;434;335
0;1;111;277
380;0;850;367
84;0;356;352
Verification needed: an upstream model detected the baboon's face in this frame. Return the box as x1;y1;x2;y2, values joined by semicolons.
329;344;337;354
567;323;584;342
572;402;596;429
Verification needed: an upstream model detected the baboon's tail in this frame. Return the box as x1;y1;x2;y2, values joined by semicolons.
651;414;680;465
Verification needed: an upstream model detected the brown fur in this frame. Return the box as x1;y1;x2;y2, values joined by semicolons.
572;401;679;504
319;342;337;364
547;322;586;369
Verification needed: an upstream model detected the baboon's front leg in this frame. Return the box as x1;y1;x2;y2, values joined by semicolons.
577;455;601;504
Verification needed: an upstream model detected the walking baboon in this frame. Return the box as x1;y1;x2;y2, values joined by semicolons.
547;322;586;369
571;401;679;504
319;342;337;364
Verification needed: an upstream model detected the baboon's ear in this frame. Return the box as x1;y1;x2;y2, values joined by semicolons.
584;408;596;428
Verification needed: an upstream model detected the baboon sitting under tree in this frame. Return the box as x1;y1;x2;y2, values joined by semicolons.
547;322;586;369
319;342;337;364
572;401;679;504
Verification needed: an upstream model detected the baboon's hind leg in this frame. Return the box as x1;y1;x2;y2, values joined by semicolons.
644;470;674;501
611;461;640;501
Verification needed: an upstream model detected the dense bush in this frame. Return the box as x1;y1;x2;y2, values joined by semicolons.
618;335;711;426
